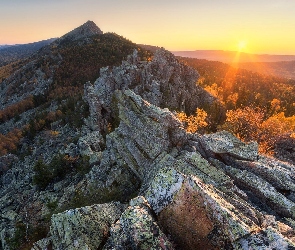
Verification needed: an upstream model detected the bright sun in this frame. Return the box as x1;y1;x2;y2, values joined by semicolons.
238;41;247;52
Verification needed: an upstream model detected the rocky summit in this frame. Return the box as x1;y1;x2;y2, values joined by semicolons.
1;46;295;250
56;20;103;44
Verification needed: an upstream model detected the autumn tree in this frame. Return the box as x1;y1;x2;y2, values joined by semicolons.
176;108;208;133
259;112;295;153
204;83;224;102
0;129;23;156
0;96;34;123
220;106;295;154
220;106;264;142
226;92;239;109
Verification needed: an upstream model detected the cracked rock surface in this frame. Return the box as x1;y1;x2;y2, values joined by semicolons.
1;49;295;250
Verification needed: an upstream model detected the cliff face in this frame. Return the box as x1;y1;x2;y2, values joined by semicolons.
1;49;295;250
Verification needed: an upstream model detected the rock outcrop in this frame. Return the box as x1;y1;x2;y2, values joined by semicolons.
80;50;295;249
34;86;295;247
104;196;175;250
275;133;295;165
84;49;224;132
33;202;126;249
1;48;295;249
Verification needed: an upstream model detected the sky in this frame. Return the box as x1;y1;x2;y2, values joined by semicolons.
1;0;295;54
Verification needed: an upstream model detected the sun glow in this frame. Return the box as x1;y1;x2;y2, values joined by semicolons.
238;40;247;52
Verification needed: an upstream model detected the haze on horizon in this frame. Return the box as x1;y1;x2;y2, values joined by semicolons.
1;0;295;55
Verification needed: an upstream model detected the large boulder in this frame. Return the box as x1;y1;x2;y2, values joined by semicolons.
104;196;174;250
32;202;126;250
200;130;259;161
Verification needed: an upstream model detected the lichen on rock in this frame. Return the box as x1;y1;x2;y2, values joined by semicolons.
104;196;174;250
47;202;126;249
1;48;295;250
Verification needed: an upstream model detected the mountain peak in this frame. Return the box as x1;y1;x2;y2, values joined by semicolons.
79;20;103;35
58;20;103;43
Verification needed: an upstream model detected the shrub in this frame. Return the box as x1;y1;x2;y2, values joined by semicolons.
0;129;23;156
176;108;208;133
33;154;90;190
220;106;295;154
220;106;264;142
5;222;48;250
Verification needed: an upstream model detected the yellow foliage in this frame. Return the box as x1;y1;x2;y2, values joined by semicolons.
226;93;238;108
259;112;295;154
221;107;295;155
269;98;284;115
260;112;295;142
176;108;208;133
50;130;60;136
107;123;112;133
204;83;224;101
221;107;264;141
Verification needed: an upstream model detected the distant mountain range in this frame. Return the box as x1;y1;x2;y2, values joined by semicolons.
237;61;295;80
172;50;295;79
172;50;295;63
0;38;57;66
0;45;12;50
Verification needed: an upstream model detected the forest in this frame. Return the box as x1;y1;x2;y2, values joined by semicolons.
179;57;295;157
238;60;295;80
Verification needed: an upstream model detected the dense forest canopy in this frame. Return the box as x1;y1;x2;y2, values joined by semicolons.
180;57;295;155
181;57;295;115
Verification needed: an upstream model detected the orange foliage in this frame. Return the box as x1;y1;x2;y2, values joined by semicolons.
221;107;264;141
0;96;34;123
260;112;295;153
182;57;295;117
221;107;295;154
0;129;23;156
226;93;239;109
269;98;284;115
204;83;224;101
176;108;208;133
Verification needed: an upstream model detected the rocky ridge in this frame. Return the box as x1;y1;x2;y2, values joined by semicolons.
1;49;295;249
84;49;224;133
0;21;149;138
0;38;56;67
